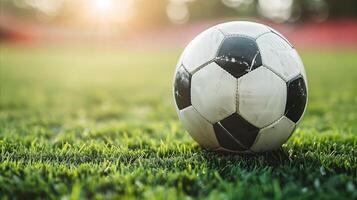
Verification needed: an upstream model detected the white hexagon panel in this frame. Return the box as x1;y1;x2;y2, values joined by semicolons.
291;49;308;86
191;62;237;124
268;27;294;48
179;106;220;149
238;66;287;128
216;21;270;38
250;116;296;152
256;32;301;82
181;27;225;74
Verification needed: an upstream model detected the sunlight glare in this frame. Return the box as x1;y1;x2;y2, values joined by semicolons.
93;0;113;13
81;0;134;25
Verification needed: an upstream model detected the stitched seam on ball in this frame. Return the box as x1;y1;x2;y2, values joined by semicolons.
269;28;295;49
212;64;237;82
286;74;306;122
254;36;294;83
254;31;271;41
182;64;190;74
214;27;227;58
254;24;273;40
223;34;256;41
259;108;287;130
190;60;214;75
297;94;308;125
250;131;262;151
236;78;239;113
263;65;287;83
282;120;296;144
191;27;227;77
215;27;227;37
218;122;249;150
214;33;260;79
172;64;186;110
190;106;220;145
179;65;193;111
219;147;251;154
288;74;303;83
258;66;291;120
188;28;226;75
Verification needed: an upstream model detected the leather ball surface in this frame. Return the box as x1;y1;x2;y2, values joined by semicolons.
173;21;308;153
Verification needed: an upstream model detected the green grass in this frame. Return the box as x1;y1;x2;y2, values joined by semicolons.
0;45;356;199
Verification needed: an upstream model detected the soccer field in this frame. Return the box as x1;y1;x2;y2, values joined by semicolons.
0;45;356;199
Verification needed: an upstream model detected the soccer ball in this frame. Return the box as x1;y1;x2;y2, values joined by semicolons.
173;21;308;153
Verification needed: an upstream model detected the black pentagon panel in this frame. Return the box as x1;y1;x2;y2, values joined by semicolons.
219;113;259;148
213;123;246;151
215;36;262;78
174;66;191;110
285;76;307;122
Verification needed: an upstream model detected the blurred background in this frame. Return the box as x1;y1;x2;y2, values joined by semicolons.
1;0;357;48
1;1;357;198
0;0;356;125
